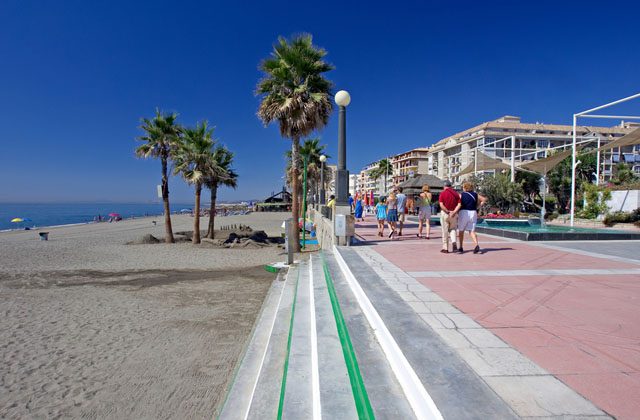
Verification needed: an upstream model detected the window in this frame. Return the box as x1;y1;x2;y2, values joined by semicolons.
538;140;549;148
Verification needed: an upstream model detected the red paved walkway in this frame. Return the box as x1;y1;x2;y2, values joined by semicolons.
356;215;640;420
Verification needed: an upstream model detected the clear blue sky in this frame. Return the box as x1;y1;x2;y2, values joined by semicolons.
1;0;638;203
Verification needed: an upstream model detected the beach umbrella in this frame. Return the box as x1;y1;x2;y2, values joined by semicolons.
180;208;192;213
11;218;24;223
108;212;121;218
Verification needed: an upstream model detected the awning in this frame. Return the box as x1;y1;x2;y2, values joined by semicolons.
591;127;640;152
457;151;511;176
517;148;574;175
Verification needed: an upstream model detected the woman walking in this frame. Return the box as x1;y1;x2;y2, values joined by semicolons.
375;196;387;237
354;194;364;221
416;185;433;239
386;192;399;238
457;181;486;254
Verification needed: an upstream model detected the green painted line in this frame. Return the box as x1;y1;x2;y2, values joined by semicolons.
320;251;375;420
276;264;300;419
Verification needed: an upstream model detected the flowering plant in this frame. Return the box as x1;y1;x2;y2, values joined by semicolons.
483;213;515;219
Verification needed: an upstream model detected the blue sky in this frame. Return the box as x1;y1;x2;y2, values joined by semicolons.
1;0;638;203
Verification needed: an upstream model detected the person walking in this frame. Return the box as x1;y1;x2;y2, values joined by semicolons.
354;194;364;221
327;194;336;209
457;181;486;254
416;185;433;239
396;187;407;236
386;192;399;238
375;196;387;237
438;180;461;253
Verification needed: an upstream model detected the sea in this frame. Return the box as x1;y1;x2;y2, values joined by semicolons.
0;202;196;231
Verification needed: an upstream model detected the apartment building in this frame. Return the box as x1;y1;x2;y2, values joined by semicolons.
391;148;430;184
357;160;393;197
426;115;637;184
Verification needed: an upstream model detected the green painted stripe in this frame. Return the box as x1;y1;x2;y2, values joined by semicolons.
320;251;375;420
277;264;300;419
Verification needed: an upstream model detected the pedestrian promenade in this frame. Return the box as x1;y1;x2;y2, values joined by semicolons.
354;214;640;420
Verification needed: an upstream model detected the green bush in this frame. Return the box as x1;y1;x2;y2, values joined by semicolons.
545;211;559;221
579;184;611;219
603;209;640;227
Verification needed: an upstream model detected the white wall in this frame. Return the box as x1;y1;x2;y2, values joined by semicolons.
606;190;640;212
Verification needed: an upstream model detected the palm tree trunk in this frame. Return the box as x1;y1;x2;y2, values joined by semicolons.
291;138;301;252
206;184;218;239
193;182;202;244
161;155;175;243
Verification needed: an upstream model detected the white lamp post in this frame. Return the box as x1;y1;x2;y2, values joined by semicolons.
319;154;327;205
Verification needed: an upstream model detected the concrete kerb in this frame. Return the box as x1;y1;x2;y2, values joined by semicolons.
346;245;608;419
332;245;444;420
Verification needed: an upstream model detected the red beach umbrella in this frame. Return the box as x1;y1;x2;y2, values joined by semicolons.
108;213;121;218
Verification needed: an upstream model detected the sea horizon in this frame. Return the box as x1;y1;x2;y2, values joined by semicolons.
0;202;226;231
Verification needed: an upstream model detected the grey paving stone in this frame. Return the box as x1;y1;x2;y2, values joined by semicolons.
408;283;428;292
458;348;547;376
434;313;456;328
413;291;444;302
424;301;460;314
407;301;430;314
444;313;481;329
418;313;448;329
484;375;606;417
397;291;421;302
459;329;509;348
437;328;473;349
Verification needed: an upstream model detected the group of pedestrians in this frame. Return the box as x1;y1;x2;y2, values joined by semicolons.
374;187;408;239
365;180;485;254
439;180;486;254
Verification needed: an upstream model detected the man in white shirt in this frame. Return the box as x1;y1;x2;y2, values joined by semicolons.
396;187;407;236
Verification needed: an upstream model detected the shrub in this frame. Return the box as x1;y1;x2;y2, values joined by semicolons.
545;211;559;221
579;183;611;219
603;209;640;227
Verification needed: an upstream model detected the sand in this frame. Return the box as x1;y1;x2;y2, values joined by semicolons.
0;211;290;419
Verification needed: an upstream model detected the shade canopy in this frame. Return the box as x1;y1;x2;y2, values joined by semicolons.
397;174;445;193
457;151;511;176
11;218;23;223
517;148;574;175
590;127;640;153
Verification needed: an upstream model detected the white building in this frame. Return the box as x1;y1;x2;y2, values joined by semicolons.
426;115;637;185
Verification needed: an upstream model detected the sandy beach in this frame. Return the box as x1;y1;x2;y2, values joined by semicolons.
0;212;289;419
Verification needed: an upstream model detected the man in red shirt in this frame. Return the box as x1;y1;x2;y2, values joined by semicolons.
438;180;461;253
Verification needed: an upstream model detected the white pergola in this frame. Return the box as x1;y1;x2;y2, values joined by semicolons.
570;92;640;226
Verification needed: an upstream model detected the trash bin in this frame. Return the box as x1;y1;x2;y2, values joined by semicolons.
39;232;49;241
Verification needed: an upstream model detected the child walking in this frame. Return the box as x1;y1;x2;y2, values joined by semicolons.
375;196;387;237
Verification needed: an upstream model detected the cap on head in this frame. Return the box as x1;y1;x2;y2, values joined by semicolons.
444;180;452;187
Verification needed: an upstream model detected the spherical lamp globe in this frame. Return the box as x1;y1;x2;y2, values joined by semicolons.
334;90;351;107
319;154;327;163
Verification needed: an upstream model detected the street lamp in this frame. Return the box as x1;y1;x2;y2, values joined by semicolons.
335;90;351;206
302;152;309;249
319;154;327;205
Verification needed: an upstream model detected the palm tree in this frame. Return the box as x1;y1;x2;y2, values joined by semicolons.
612;163;637;185
135;109;181;243
285;138;329;207
173;121;215;244
256;34;334;252
204;146;238;239
370;158;393;194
